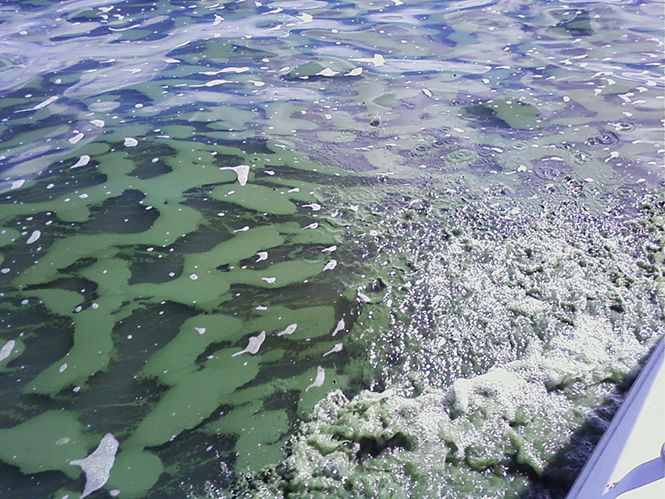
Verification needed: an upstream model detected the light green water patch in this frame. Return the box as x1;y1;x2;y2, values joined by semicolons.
0;411;94;478
107;448;164;497
244;305;336;340
227;259;328;289
130;272;230;310
198;105;258;132
207;399;288;472
24;289;83;316
211;184;298;215
102;124;154;147
129;226;286;308
266;103;320;135
127;355;260;449
24;294;127;396
141;314;243;385
13;203;202;287
478;98;542;130
160;125;197;140
193;226;284;265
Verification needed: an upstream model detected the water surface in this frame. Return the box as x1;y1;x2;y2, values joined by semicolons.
0;0;663;497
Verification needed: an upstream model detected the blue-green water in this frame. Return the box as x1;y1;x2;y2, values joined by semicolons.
0;0;663;497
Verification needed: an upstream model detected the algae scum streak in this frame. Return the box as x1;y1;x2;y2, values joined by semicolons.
0;0;663;497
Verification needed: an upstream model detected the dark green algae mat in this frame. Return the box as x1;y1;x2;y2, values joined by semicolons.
0;0;663;497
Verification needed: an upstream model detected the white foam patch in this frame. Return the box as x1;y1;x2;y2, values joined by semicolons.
201;67;250;75
219;165;250;186
71;155;91;169
69;133;85;144
332;319;345;336
276;323;298;337
232;331;266;357
351;53;385;67
323;260;337;271
0;340;15;362
322;343;343;357
256;251;268;262
123;137;138;147
26;230;41;244
316;68;338;77
15;95;58;113
198;79;230;87
306;366;325;391
70;433;119;498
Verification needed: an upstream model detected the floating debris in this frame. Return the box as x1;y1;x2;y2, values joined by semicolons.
26;230;41;244
351;53;385;67
306;366;325;391
276;323;298;337
316;68;339;77
70;433;119;499
219;165;250;186
323;260;337;271
322;343;343;357
15;96;58;113
0;340;15;363
345;67;363;76
71;155;91;169
69;133;84;144
331;319;345;337
232;331;266;357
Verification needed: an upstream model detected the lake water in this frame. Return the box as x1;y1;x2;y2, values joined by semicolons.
0;0;663;497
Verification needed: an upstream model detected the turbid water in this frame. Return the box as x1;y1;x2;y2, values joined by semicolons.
0;0;663;497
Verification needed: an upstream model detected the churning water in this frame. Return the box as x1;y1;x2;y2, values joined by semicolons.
0;0;663;497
